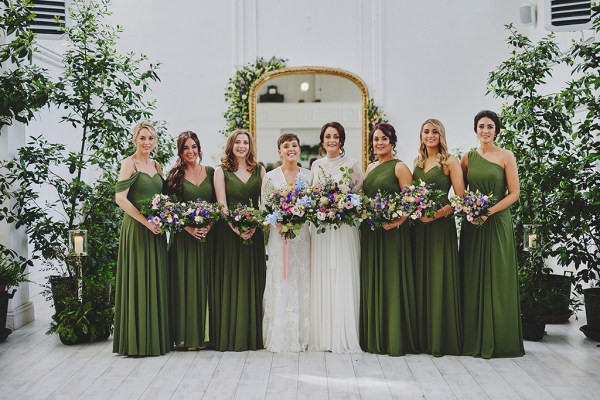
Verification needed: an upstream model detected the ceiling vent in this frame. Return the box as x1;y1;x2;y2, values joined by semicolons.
545;0;592;31
29;0;65;36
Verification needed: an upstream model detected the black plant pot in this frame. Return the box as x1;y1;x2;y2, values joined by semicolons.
522;320;546;341
0;289;16;343
59;324;111;345
583;287;600;331
49;275;78;318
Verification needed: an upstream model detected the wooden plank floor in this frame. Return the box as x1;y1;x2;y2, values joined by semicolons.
1;295;599;400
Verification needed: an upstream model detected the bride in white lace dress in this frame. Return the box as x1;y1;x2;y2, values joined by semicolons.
261;133;312;352
310;122;364;353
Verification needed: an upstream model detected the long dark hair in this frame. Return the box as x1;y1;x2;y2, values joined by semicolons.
166;131;202;200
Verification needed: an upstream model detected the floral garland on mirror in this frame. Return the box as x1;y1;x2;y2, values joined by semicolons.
222;57;287;135
222;57;388;138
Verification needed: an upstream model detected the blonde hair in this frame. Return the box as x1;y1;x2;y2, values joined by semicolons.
221;129;258;173
132;120;157;141
416;118;450;172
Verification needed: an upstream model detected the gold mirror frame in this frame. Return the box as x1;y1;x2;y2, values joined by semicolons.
249;66;370;171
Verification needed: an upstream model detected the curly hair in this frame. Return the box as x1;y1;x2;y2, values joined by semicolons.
221;129;258;173
166;131;202;201
415;118;450;172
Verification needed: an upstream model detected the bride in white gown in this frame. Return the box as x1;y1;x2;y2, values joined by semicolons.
310;122;364;353
261;133;312;352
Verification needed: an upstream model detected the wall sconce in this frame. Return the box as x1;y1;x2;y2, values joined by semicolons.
523;224;538;252
69;229;88;257
299;81;310;103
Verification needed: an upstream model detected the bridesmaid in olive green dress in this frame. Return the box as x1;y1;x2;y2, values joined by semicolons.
114;121;170;356
460;110;524;358
360;123;418;355
412;118;465;356
213;129;266;351
166;131;215;350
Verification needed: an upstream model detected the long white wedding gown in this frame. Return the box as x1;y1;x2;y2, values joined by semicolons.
261;166;312;352
309;155;364;353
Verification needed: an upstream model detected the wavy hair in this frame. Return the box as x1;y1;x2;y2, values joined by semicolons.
166;131;203;201
319;121;346;157
415;118;450;172
369;123;397;162
221;129;258;173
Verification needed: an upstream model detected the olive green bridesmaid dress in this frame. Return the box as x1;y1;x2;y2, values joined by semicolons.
359;159;418;355
113;171;170;356
213;167;266;351
460;150;524;358
168;166;215;349
412;165;462;356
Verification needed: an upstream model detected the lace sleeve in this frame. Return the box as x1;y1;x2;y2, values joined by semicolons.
260;173;276;211
350;159;364;192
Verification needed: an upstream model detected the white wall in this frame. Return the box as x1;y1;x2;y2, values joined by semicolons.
100;0;524;166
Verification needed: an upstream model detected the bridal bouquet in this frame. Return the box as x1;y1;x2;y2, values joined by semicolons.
309;167;363;234
400;180;446;220
140;193;185;234
451;190;495;226
181;198;222;242
226;203;264;245
263;178;316;240
361;190;404;230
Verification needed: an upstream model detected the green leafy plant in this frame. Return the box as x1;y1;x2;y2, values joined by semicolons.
0;247;30;290
0;0;52;128
222;56;287;134
487;17;599;298
0;0;173;342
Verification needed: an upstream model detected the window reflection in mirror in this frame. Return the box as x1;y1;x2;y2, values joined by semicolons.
250;67;369;171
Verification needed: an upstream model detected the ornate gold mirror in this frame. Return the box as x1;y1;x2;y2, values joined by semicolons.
249;67;370;171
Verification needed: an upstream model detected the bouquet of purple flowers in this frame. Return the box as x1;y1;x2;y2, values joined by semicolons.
226;203;264;245
263;178;316;240
140;194;185;234
309;167;363;234
361;190;404;230
400;180;446;220
450;190;495;226
181;198;222;242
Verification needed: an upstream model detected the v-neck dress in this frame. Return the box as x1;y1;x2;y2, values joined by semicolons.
113;171;170;356
213;167;266;351
459;150;524;358
168;166;215;349
412;164;462;356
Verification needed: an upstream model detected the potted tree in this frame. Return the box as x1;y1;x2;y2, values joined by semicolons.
0;248;30;342
487;19;599;325
0;0;172;344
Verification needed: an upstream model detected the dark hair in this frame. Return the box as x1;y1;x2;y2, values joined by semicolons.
277;133;300;149
369;123;397;161
474;110;501;135
319;121;346;156
166;131;202;201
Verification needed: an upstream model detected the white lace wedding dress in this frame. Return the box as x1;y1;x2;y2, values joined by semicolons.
261;167;312;352
309;155;364;353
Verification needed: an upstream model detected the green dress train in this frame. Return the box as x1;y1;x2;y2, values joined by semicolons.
113;171;170;356
213;167;266;351
359;159;418;355
412;165;462;356
168;167;215;349
460;150;524;358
